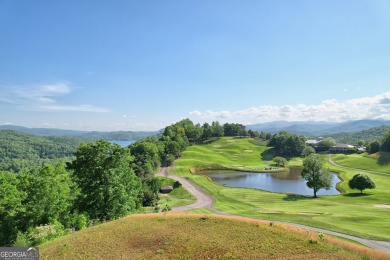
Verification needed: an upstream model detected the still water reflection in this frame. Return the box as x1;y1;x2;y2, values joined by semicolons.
202;168;340;196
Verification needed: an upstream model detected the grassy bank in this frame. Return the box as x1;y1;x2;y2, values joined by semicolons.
41;213;383;259
173;137;390;241
331;153;390;173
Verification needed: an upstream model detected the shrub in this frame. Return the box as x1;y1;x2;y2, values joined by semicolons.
74;214;88;231
29;221;65;245
12;231;31;247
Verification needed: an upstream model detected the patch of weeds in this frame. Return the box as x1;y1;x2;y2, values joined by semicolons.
156;248;165;255
332;245;343;252
309;239;318;244
162;204;171;212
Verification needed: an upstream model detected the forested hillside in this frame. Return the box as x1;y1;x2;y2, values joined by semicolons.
0;125;157;140
329;125;390;145
0;130;80;172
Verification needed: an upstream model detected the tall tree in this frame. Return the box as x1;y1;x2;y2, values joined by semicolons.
202;123;213;140
211;121;224;137
68;141;142;221
320;137;336;150
0;172;24;245
381;129;390;152
17;163;75;231
301;154;332;198
367;141;381;154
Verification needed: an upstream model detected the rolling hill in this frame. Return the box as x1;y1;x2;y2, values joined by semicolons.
0;125;157;140
40;213;380;259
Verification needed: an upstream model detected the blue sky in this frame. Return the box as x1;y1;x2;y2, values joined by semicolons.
1;1;390;131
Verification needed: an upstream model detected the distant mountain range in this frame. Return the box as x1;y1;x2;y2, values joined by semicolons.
0;125;157;141
2;119;389;141
246;119;390;137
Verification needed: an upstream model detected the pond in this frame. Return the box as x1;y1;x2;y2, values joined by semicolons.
202;168;340;196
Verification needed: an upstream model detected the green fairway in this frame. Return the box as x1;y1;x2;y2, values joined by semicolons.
331;153;390;173
173;137;390;241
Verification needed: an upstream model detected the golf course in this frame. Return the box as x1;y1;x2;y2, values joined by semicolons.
171;137;390;242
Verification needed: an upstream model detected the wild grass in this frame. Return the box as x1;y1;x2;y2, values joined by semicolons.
40;213;386;259
174;137;390;241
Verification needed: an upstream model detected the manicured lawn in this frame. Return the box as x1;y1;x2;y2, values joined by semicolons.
174;137;390;241
41;213;366;259
331;153;390;174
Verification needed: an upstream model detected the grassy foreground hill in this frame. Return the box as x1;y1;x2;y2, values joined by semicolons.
41;213;383;259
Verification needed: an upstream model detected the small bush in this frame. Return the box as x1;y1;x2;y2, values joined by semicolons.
12;231;31;247
74;214;88;231
29;221;65;245
161;204;171;212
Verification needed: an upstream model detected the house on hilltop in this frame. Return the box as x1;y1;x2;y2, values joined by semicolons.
306;140;320;147
329;143;356;153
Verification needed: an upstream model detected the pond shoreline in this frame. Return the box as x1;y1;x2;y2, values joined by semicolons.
195;166;341;196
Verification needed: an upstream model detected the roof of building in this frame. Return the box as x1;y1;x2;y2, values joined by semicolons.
306;140;319;145
332;144;355;149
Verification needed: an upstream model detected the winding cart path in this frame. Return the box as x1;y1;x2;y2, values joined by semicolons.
156;166;390;252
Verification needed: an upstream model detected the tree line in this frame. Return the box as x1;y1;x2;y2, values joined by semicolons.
0;119;272;246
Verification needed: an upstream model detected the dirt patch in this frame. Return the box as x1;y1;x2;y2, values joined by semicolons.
374;204;390;209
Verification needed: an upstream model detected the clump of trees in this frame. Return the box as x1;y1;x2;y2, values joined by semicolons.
301;154;332;198
318;137;336;151
365;128;390;154
348;174;376;194
273;156;288;167
301;146;316;157
268;131;306;157
0;163;77;246
381;129;390;152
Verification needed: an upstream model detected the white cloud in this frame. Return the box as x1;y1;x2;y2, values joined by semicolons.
189;92;390;123
16;83;71;104
39;104;109;113
189;110;202;116
2;82;109;113
204;110;232;119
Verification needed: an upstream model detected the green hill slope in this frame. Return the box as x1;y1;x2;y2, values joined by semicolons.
41;213;373;259
0;130;80;172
